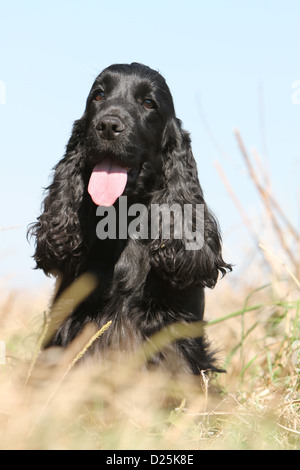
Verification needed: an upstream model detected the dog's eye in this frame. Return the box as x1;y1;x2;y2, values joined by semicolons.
143;98;157;110
94;91;105;101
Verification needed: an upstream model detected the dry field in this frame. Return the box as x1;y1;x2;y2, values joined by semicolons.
0;132;299;450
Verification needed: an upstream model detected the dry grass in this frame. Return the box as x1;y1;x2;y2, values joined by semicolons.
0;132;299;450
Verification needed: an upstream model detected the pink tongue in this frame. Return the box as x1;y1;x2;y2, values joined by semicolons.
88;158;128;206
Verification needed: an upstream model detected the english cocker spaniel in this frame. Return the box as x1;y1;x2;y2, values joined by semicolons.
29;63;231;375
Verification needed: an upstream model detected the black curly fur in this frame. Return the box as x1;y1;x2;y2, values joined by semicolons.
28;63;231;374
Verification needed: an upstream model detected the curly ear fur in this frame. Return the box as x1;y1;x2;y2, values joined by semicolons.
28;119;90;277
148;118;231;289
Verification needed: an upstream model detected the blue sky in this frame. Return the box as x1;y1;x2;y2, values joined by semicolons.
1;0;300;290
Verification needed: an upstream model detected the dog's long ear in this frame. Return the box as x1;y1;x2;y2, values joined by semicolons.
28;119;90;277
148;118;231;289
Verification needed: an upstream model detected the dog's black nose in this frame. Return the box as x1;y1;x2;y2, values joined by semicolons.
96;116;125;140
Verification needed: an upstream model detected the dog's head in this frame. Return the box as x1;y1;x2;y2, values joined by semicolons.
83;63;175;206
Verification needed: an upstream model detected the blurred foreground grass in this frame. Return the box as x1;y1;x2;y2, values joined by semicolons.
0;132;299;450
0;276;299;450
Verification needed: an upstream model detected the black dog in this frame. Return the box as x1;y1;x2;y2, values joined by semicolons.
29;63;231;374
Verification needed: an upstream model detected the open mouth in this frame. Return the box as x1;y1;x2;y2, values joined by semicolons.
88;157;139;207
